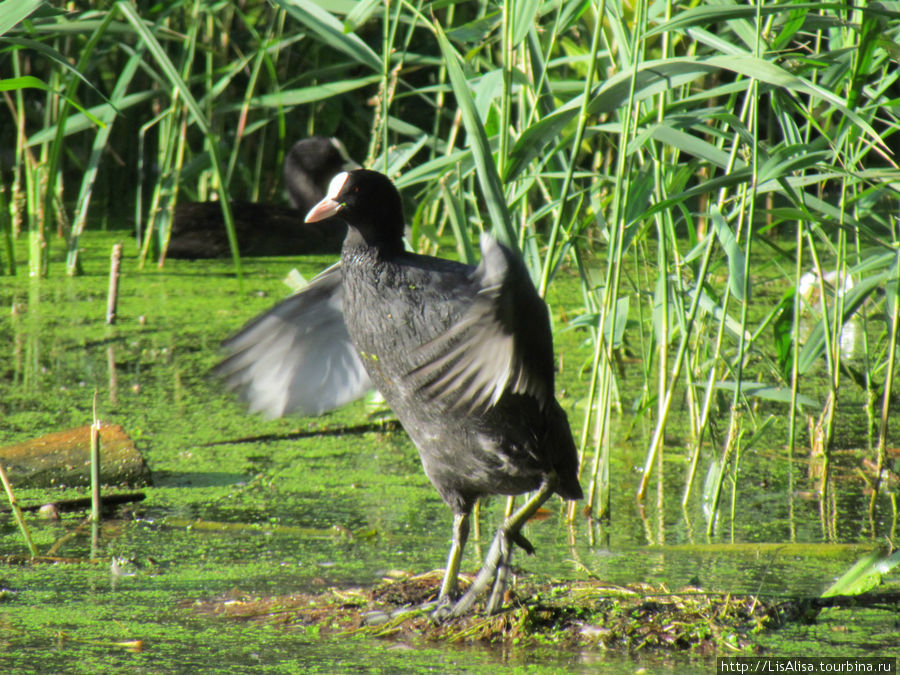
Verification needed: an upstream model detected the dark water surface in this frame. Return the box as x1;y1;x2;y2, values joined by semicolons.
1;233;896;673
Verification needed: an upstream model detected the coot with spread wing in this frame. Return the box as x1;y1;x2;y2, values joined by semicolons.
217;169;582;619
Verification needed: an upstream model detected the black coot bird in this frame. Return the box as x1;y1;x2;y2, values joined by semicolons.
217;169;582;619
166;137;357;259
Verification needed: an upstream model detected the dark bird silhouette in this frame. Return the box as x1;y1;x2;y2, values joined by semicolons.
216;169;582;619
165;137;357;259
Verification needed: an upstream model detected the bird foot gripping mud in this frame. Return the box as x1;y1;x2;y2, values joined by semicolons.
430;530;507;623
431;478;555;624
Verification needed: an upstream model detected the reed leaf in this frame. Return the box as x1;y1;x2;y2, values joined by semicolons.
273;0;382;71
433;20;514;250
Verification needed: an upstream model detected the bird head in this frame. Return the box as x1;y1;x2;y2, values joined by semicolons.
305;169;404;252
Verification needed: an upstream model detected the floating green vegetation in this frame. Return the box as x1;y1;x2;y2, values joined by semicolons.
0;229;897;671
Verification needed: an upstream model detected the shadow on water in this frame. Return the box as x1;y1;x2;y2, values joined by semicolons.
201;420;403;447
0;234;897;673
151;471;250;488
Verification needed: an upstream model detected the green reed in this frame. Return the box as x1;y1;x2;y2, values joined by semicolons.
2;0;899;535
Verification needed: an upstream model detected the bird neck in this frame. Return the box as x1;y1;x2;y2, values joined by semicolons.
343;222;405;258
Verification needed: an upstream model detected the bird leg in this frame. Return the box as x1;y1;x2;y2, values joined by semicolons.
434;511;470;609
433;474;558;622
485;528;513;613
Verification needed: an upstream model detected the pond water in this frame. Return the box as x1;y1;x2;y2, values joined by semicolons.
0;232;897;672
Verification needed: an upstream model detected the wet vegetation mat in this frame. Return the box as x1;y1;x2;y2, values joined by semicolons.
188;572;897;654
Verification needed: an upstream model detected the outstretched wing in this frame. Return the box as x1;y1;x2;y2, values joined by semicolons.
214;263;372;417
408;235;554;414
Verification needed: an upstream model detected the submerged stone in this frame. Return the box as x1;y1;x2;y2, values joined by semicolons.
0;423;150;488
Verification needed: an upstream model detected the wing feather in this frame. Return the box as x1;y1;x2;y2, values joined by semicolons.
407;235;553;414
214;263;372;417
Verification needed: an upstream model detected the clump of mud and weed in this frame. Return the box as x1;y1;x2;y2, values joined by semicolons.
189;571;813;653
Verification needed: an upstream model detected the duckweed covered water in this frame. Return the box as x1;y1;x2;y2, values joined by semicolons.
0;233;897;672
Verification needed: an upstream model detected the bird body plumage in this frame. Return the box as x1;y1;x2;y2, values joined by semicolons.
339;240;580;515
